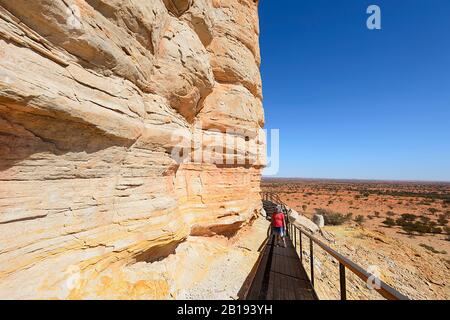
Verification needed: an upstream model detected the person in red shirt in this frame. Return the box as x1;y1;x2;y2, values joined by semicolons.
272;205;286;248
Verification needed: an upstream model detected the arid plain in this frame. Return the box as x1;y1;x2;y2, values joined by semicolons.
262;178;450;299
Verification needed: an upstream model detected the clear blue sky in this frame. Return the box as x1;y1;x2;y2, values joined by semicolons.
259;0;450;181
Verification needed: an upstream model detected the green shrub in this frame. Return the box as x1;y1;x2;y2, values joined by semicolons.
419;216;431;224
444;227;450;241
395;217;443;235
431;227;442;234
437;214;449;226
382;217;396;227
396;213;417;224
354;215;365;224
410;222;432;235
315;208;352;226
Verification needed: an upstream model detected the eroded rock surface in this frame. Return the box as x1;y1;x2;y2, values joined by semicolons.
0;0;264;299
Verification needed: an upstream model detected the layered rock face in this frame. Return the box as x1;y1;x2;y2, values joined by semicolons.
0;0;265;299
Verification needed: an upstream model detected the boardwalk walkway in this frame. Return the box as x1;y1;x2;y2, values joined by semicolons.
245;232;318;300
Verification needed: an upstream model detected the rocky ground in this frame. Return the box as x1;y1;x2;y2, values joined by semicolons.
175;216;269;299
294;224;449;300
64;214;269;299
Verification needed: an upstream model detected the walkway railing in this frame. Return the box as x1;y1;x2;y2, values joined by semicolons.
262;192;409;300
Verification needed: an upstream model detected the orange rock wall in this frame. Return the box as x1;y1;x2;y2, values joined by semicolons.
0;0;264;298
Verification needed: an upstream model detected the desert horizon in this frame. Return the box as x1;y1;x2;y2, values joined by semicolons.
264;177;450;184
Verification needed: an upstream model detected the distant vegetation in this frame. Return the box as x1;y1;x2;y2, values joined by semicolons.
380;213;446;235
358;189;450;201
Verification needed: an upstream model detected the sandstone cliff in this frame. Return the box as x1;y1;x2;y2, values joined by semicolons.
0;0;265;299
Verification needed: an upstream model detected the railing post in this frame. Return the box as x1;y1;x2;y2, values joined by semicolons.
289;218;292;238
299;230;303;262
339;262;347;300
294;227;297;249
288;222;291;238
310;238;314;288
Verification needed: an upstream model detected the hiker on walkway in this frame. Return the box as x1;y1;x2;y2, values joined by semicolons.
272;205;286;247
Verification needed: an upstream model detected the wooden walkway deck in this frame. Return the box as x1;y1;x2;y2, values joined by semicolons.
245;233;318;300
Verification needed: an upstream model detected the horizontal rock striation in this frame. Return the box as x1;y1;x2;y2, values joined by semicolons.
0;0;264;299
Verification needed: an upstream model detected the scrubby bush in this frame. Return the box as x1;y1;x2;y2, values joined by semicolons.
386;211;395;217
444;227;450;241
428;208;439;214
394;214;445;235
396;213;417;226
394;214;417;234
437;214;449;226
382;217;396;227
410;222;432;235
315;208;352;226
354;215;365;225
302;205;307;211
419;216;431;224
431;227;442;234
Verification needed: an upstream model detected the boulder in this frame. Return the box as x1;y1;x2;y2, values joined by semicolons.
313;214;325;228
288;209;320;234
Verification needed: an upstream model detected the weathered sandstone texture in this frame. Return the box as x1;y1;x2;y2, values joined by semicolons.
0;0;265;299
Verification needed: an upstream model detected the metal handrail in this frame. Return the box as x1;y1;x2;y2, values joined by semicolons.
262;192;409;300
289;223;409;300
